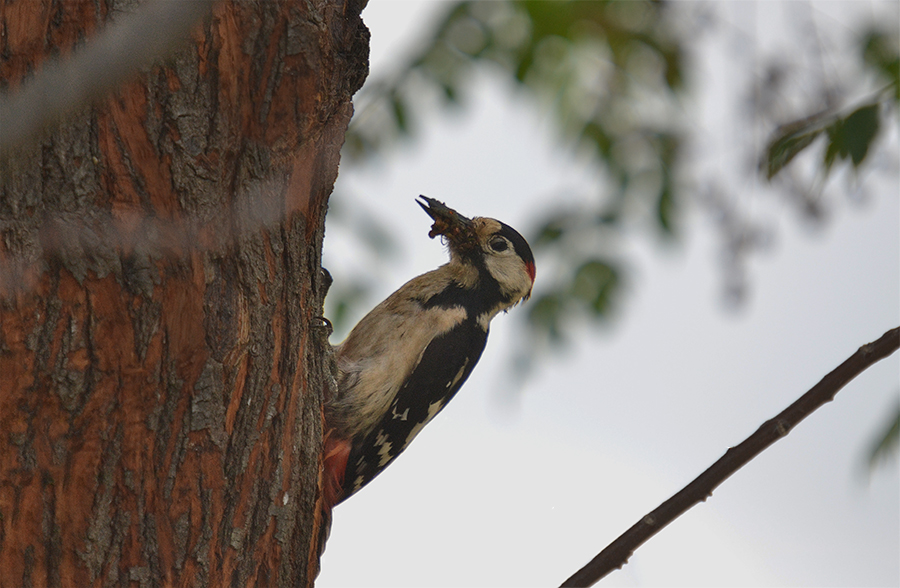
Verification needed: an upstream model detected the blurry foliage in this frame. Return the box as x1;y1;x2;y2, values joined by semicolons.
707;21;898;308
330;1;898;470
760;26;899;178
763;103;876;180
763;91;893;181
339;2;897;343
333;3;897;340
863;29;900;102
765;30;900;179
338;0;684;340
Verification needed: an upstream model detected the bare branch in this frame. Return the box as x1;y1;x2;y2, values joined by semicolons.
561;326;900;588
0;0;215;156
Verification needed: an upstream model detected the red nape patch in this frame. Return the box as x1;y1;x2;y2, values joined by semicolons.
525;261;536;283
322;432;351;509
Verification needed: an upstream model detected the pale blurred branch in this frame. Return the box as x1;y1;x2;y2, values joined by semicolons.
0;179;290;297
0;0;215;157
561;326;900;588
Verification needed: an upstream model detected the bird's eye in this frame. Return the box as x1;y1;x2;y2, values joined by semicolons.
489;237;508;252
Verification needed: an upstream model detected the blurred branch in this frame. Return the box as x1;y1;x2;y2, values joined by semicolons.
0;178;289;297
561;326;900;588
0;0;214;157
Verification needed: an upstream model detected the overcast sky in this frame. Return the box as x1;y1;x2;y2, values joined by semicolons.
318;2;900;586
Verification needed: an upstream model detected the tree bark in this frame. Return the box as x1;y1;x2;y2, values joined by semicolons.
0;0;368;586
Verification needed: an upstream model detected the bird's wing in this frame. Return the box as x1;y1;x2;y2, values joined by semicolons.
340;319;489;501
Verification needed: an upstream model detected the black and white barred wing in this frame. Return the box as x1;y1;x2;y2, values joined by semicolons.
341;319;489;499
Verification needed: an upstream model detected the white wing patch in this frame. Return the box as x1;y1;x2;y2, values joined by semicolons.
446;358;469;389
375;429;394;466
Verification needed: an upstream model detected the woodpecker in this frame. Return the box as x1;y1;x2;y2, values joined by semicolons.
322;196;535;509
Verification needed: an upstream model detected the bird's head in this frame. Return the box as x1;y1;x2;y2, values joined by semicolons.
417;196;536;304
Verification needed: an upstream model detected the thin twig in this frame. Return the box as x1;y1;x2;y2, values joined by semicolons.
561;326;900;588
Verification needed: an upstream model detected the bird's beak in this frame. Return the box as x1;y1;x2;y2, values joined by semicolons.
417;196;474;244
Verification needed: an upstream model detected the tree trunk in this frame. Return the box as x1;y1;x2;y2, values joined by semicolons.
0;0;367;585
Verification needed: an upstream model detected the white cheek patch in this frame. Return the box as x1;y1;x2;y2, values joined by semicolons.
484;254;533;304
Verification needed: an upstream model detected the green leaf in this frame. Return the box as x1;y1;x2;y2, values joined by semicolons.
825;103;880;169
843;104;880;166
657;181;674;235
527;292;566;341
868;404;900;470
862;30;900;103
570;260;618;315
764;124;824;179
534;215;568;245
390;93;409;134
440;80;459;103
580;121;613;158
513;47;535;83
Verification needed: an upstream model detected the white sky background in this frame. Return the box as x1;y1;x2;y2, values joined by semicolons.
318;2;900;586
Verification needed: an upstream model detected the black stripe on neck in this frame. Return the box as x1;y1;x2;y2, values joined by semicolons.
419;263;510;316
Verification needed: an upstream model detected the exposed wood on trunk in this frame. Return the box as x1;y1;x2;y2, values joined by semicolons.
0;0;368;585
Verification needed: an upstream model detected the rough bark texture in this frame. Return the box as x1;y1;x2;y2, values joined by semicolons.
0;0;368;586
